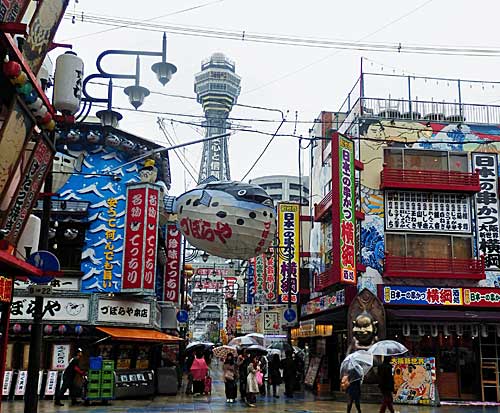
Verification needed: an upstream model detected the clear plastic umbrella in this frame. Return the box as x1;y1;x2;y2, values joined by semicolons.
340;350;374;382
246;333;265;346
228;336;258;347
247;344;268;354
368;340;408;356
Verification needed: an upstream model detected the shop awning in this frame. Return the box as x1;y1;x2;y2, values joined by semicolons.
96;327;183;343
387;309;500;322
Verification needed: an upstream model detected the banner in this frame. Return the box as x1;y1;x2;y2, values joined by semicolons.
97;298;151;325
240;304;257;333
277;202;300;303
0;276;13;303
338;135;356;284
122;183;160;293
164;224;181;303
10;296;89;321
0;0;30;22
301;289;345;316
473;153;500;269
246;263;255;304
392;357;437;406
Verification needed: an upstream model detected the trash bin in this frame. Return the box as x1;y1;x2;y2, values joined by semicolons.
156;367;178;395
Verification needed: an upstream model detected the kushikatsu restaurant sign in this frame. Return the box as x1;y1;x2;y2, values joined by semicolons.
472;153;500;270
163;224;181;303
380;285;500;308
97;298;151;325
10;296;89;321
121;183;160;294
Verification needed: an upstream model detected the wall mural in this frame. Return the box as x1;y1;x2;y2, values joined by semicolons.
359;119;500;291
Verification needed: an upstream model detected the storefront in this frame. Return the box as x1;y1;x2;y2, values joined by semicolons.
380;285;500;402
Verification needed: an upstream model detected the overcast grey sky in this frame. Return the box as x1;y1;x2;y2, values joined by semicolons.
52;0;500;197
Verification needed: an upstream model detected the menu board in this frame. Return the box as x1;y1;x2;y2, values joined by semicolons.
304;356;322;387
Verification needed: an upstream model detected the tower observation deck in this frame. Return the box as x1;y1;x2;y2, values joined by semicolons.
194;53;241;183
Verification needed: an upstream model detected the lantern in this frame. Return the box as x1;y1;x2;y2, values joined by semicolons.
58;325;67;335
175;181;276;259
53;51;84;115
13;323;22;334
74;325;83;335
28;325;32;333
44;325;53;335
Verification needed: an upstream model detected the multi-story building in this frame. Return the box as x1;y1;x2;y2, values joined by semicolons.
303;69;500;402
249;175;309;205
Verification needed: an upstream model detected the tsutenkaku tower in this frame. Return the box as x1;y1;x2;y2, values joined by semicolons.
194;53;241;183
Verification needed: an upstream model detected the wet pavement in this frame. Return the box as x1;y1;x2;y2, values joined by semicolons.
2;379;500;412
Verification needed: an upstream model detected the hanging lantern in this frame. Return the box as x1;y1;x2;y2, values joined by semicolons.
41;119;56;131
28;325;32;333
16;82;33;96
74;325;83;335
418;325;425;337
44;325;53;335
431;324;438;337
58;325;67;335
443;324;451;336
10;71;27;86
471;325;479;338
53;51;84;115
481;325;488;338
12;323;22;334
402;323;411;337
175;181;276;259
3;56;21;78
456;324;464;336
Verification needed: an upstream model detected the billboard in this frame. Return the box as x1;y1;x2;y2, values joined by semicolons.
164;224;181;303
277;202;300;304
392;357;437;406
122;183;160;293
472;153;500;270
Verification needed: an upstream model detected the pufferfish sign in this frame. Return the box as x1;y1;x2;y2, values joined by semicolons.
174;181;276;259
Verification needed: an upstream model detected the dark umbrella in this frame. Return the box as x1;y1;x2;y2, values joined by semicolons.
246;344;268;355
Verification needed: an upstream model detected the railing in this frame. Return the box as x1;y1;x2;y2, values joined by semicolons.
380;168;480;192
384;255;485;280
314;190;333;222
360;97;500;125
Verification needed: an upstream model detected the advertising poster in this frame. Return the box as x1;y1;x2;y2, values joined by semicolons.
277;202;300;303
392;357;438;406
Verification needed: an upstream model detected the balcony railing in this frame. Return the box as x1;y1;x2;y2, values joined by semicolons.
384;255;485;280
380;168;480;192
314;190;332;222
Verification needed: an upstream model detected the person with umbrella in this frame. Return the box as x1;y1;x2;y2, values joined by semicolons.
246;354;260;407
54;348;85;406
237;349;250;402
280;350;297;398
378;357;395;413
345;377;362;413
223;353;238;403
190;350;209;396
268;353;282;398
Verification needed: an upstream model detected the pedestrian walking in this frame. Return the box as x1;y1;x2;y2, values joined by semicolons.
190;351;209;396
258;355;267;396
280;350;296;398
55;348;85;406
246;355;259;407
238;350;250;402
378;357;395;413
268;353;282;398
223;353;238;403
345;377;362;413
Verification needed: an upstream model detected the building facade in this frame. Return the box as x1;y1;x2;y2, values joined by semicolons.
304;70;500;402
249;175;309;205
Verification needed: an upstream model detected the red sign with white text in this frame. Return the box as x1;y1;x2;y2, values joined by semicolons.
164;224;181;303
143;187;160;291
122;186;146;290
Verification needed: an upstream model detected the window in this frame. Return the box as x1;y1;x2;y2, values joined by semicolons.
260;183;282;190
385;233;472;259
270;194;282;201
384;148;469;172
290;195;309;205
289;183;309;193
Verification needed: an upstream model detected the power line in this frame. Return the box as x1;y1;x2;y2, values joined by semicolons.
65;10;500;57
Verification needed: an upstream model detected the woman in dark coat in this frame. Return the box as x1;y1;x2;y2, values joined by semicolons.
346;379;362;413
268;354;282;398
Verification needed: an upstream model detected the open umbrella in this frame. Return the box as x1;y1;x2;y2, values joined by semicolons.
186;341;205;352
267;341;293;353
246;344;268;354
246;333;265;346
228;336;258;347
368;340;408;356
213;345;238;359
340;350;374;382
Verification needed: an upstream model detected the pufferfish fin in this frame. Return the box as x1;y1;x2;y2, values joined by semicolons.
199;190;213;207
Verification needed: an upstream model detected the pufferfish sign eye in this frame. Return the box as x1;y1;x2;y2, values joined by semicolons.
238;189;247;196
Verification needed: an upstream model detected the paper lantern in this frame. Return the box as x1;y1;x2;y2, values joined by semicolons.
11;71;27;86
13;323;22;334
28;325;32;333
24;91;38;105
175;181;276;259
3;58;21;78
53;51;84;115
16;82;33;96
74;325;83;335
58;325;67;335
44;325;53;335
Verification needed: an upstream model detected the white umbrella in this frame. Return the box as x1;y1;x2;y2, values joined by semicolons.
246;333;265;346
246;344;268;354
368;340;408;356
340;350;374;382
228;336;258;347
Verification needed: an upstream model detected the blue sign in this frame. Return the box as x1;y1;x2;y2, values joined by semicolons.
284;308;297;323
247;264;255;304
26;251;60;284
176;310;189;323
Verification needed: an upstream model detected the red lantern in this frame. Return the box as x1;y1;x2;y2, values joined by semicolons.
3;58;21;78
12;323;22;334
39;112;52;125
44;325;53;335
58;325;67;335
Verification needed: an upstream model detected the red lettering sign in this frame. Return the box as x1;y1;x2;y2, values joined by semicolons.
164;224;181;303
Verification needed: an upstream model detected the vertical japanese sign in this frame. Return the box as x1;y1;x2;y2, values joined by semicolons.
254;255;265;303
473;153;500;269
51;344;70;370
103;198;118;289
3;136;52;245
338;134;357;284
264;253;277;303
246;263;255;304
164;224;181;303
122;183;159;293
277;202;300;304
0;276;13;303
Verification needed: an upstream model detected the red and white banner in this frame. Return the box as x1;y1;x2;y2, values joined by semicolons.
122;183;160;293
164;224;181;303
